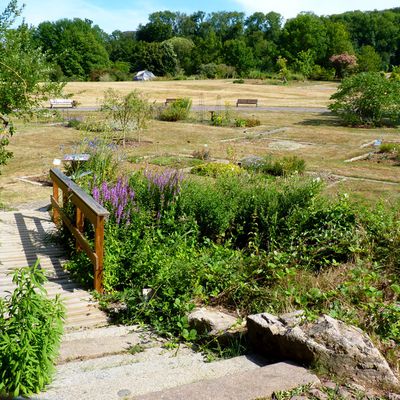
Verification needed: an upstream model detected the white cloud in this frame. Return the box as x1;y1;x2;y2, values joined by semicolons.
231;0;400;19
22;0;155;32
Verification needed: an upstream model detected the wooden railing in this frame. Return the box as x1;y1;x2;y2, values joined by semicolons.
50;168;109;293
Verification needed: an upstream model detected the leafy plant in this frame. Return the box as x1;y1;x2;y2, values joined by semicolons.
159;98;192;122
241;155;305;176
329;72;400;127
101;89;152;144
0;261;64;397
191;162;243;178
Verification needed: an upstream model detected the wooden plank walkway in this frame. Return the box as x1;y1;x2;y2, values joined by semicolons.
0;209;108;331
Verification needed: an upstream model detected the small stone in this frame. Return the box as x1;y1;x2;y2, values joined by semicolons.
322;381;337;390
308;388;328;400
347;383;367;394
337;387;354;399
117;389;131;397
388;393;400;400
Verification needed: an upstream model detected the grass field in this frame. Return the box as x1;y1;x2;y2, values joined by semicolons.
64;79;337;108
1;79;400;207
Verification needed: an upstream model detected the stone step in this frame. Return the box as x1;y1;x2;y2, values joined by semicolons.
33;348;272;400
133;362;320;400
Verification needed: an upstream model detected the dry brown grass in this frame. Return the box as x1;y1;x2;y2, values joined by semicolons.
64;79;337;108
2;81;400;207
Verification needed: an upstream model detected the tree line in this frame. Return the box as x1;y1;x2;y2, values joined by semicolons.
0;3;398;85
28;8;400;81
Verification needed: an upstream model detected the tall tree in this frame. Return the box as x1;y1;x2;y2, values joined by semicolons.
0;1;62;171
281;13;328;65
34;18;110;79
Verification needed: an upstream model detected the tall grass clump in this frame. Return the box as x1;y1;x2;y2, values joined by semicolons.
0;262;64;397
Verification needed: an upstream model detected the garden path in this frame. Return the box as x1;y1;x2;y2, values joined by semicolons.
0;207;108;330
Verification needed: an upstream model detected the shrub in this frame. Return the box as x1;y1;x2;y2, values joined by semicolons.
379;143;400;154
0;262;64;397
235;118;261;127
241;155;305;176
329;72;400;127
192;146;211;160
191;163;243;178
233;79;245;84
159;98;192;122
101;89;152;144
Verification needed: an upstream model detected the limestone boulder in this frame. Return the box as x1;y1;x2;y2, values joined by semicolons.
247;311;399;389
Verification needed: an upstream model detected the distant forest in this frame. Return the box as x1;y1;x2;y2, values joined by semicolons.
30;8;400;80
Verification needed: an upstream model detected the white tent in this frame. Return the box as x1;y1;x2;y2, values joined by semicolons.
133;70;156;81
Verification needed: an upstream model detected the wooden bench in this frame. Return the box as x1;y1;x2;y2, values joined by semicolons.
50;99;76;108
236;99;258;107
165;98;177;106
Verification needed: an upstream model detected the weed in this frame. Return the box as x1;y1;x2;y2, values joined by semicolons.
0;262;64;397
128;344;145;355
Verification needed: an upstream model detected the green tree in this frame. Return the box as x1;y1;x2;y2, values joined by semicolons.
329;72;400;126
101;89;152;144
34;18;110;79
294;49;315;79
357;45;382;72
281;13;328;65
164;37;195;74
223;39;254;75
0;1;62;172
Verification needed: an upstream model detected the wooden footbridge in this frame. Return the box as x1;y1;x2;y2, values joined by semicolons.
0;169;109;331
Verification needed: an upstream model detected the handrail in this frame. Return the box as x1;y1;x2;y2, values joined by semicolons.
49;168;109;293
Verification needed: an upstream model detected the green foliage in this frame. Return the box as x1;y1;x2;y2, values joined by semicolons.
159;98;192;121
0;2;63;172
101;89;152;143
329;72;400;126
0;261;64;397
34;18;110;79
379;143;400;154
191;162;243;178
241;155;305;176
357;45;382;72
235;118;261;127
294;49;315;79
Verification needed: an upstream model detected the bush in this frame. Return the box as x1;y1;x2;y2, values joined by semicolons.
233;79;245;84
241;155;305;176
191;163;243;178
192;146;211;160
160;98;192;121
0;262;64;397
329;72;400;126
379;143;400;154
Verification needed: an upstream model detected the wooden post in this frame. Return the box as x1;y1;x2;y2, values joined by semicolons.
75;208;84;251
94;216;105;293
52;181;60;225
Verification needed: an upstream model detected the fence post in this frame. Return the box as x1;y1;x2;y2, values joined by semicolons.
52;181;60;225
94;215;105;294
76;208;84;251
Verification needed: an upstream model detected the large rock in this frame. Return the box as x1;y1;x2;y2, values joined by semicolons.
188;307;243;336
247;311;399;389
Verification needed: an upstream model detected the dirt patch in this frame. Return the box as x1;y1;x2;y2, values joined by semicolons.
267;140;312;151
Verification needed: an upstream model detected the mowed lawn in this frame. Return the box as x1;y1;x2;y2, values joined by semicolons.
1;80;400;207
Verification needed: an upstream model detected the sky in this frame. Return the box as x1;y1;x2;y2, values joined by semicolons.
16;0;400;33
